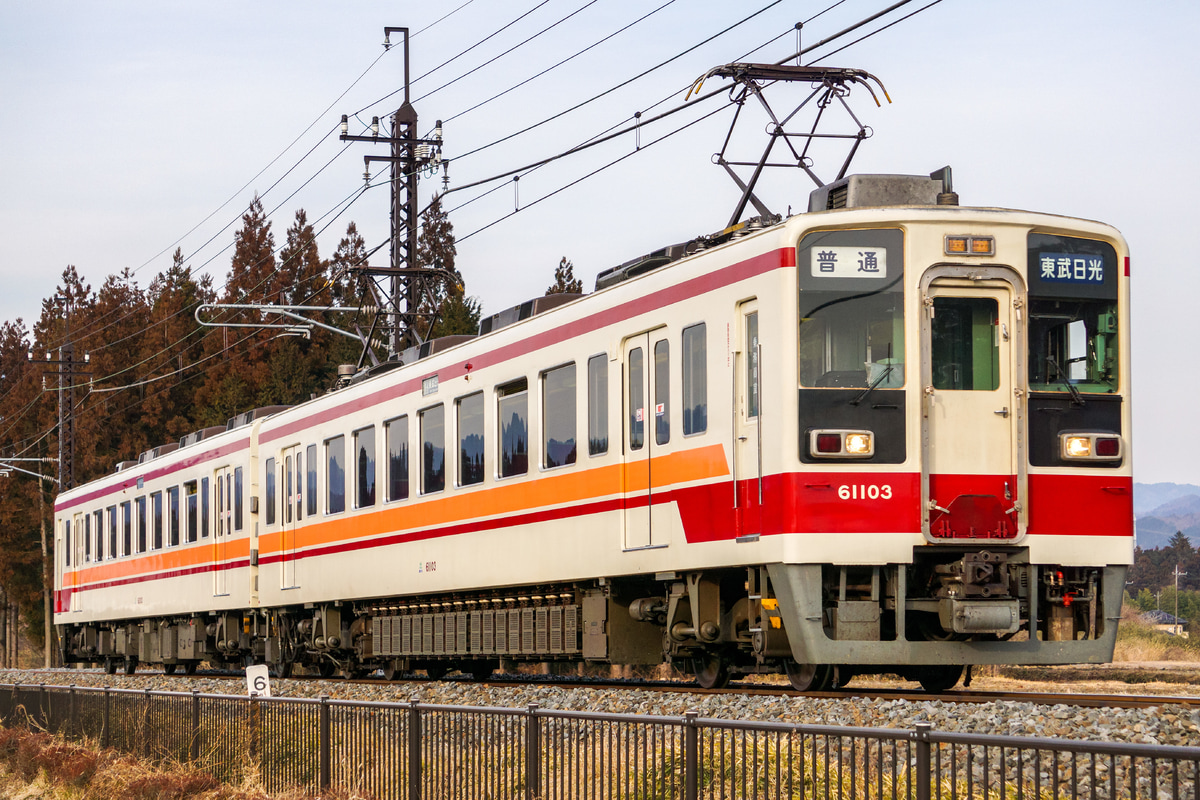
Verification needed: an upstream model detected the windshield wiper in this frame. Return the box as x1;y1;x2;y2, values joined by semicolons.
1045;356;1085;406
850;364;894;406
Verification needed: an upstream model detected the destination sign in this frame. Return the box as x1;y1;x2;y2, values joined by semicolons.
1037;252;1106;285
810;246;888;279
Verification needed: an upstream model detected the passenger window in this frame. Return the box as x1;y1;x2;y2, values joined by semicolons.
458;393;485;486
136;496;147;553
185;482;199;543
498;380;529;478
264;459;276;526
654;340;670;445
931;297;999;391
151;491;163;550
326;435;346;514
587;356;608;456
628;348;645;450
94;510;104;561
421;405;446;494
84;512;92;562
200;478;209;538
64;520;71;567
106;506;117;559
385;416;409;501
355;426;377;507
121;500;132;556
306;445;318;516
233;467;244;530
682;324;707;435
543;364;577;468
167;486;180;547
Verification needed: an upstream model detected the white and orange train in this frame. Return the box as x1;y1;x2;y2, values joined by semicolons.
54;171;1132;690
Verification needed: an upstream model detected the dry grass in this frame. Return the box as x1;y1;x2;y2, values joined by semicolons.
0;727;369;799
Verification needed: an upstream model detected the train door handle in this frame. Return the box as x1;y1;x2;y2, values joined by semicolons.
994;407;1009;418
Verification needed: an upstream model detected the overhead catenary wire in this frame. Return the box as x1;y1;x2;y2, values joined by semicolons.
36;3;477;357
10;0;948;467
443;0;925;209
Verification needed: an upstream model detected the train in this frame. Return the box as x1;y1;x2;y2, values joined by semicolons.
54;169;1132;691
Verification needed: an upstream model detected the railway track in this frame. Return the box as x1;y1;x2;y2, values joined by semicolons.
9;668;1196;711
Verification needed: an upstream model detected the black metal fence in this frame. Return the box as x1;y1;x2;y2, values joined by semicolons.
0;682;1196;799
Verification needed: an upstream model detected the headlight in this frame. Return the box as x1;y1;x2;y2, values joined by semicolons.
808;429;874;459
1059;432;1122;462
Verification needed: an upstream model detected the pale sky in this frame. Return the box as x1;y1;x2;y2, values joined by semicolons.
2;1;1198;484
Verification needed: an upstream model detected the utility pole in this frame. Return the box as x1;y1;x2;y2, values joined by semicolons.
340;26;449;360
1174;564;1188;636
33;300;91;490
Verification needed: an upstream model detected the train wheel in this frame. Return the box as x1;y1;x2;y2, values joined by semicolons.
316;662;336;679
183;662;198;676
693;655;731;689
426;663;449;681
103;658;118;676
123;657;138;676
916;665;963;693
784;661;833;692
382;661;399;682
275;661;294;679
163;663;178;676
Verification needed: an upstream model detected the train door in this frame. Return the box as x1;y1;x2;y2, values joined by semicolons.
733;301;762;538
623;334;651;549
281;445;302;589
920;275;1024;540
70;513;84;612
622;330;671;550
214;466;232;596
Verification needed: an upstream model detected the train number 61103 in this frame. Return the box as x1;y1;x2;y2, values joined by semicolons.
838;484;893;500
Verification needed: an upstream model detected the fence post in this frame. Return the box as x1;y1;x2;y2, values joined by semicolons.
684;711;698;800
68;684;77;739
914;721;932;800
143;688;152;760
190;690;200;762
408;700;422;800
319;695;331;792
525;703;541;800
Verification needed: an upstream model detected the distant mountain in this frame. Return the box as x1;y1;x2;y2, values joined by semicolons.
1134;482;1200;550
1134;482;1200;516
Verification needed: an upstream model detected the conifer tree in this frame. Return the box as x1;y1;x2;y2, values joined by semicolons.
415;194;476;340
546;257;583;295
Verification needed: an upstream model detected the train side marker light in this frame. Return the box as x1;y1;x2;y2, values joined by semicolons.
1060;433;1123;462
808;429;874;458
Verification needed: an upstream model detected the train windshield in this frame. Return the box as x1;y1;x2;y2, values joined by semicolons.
797;229;904;389
1026;233;1119;394
1027;298;1118;393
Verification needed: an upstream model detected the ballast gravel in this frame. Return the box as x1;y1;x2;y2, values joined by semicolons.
1;668;1197;749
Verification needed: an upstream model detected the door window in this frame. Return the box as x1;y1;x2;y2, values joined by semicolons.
628;348;645;450
931;297;1000;391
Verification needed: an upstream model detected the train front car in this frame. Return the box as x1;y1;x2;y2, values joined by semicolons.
736;174;1131;691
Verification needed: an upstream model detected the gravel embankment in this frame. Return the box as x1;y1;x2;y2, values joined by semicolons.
1;668;1197;748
